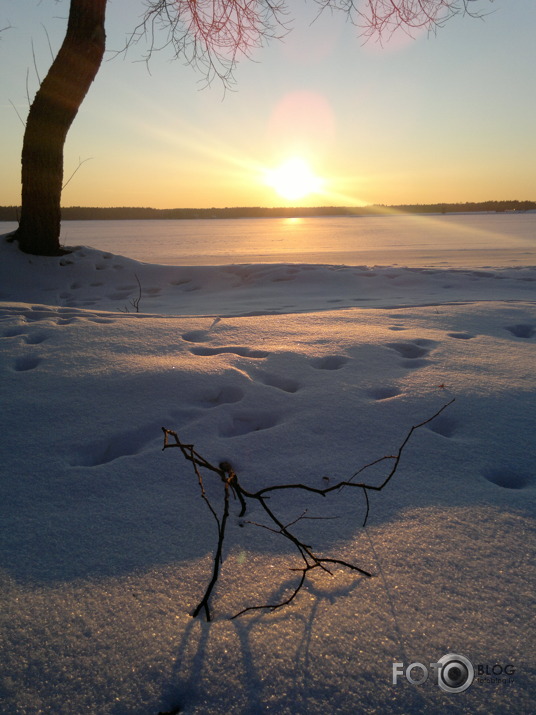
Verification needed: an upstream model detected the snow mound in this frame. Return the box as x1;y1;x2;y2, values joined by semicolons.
1;235;535;714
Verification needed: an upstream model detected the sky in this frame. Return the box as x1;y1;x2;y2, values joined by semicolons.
1;0;535;210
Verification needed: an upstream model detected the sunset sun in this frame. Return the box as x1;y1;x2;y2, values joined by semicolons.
265;158;324;201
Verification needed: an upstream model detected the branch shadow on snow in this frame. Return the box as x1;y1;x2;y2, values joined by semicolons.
156;573;369;715
1;377;534;588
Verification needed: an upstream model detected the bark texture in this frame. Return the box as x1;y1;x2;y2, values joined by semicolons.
15;0;107;255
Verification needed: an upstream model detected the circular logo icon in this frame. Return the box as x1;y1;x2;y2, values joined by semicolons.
437;653;474;693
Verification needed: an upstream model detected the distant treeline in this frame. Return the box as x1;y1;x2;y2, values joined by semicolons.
1;200;535;222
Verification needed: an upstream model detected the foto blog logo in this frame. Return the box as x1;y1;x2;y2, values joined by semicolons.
392;653;474;693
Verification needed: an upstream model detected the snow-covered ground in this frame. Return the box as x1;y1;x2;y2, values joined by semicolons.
1;234;535;714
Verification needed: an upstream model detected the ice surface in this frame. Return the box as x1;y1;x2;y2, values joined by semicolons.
0;234;535;714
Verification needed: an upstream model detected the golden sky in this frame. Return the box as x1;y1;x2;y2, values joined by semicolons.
1;0;535;209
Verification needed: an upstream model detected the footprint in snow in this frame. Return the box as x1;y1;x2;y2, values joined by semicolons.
70;421;163;467
2;327;26;338
107;291;131;300
309;355;349;370
219;410;280;438
427;415;458;439
56;317;79;325
257;371;301;394
24;331;50;345
367;386;401;401
190;346;269;359
23;310;55;322
182;330;212;343
198;386;244;408
13;355;42;372
385;339;436;367
505;324;535;339
182;318;221;344
482;468;534;490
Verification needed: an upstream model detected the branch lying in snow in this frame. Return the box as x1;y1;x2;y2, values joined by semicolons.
162;398;455;621
119;274;142;313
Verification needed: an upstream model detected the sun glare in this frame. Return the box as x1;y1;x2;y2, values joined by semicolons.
265;158;323;201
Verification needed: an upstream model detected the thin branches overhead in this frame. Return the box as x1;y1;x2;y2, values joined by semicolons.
318;0;491;40
129;1;491;86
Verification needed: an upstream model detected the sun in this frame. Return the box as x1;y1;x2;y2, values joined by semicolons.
265;157;323;201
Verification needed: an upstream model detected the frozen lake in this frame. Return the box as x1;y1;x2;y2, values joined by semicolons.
3;212;536;267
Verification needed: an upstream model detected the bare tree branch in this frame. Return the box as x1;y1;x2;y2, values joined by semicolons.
8;100;26;128
122;0;290;88
316;0;493;42
162;397;454;620
118;1;492;87
41;23;56;62
62;156;93;190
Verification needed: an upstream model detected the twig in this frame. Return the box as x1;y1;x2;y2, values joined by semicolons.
42;23;55;61
62;157;93;190
162;398;454;620
31;38;42;85
8;100;26;128
119;274;143;313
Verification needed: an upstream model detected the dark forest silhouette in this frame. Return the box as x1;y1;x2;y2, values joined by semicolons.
2;201;534;223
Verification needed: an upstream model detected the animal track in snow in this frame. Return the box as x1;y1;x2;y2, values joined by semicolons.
257;371;300;393
482;468;534;490
13;355;42;372
309;355;349;370
367;386;401;401
385;341;430;359
24;331;49;345
182;330;211;343
385;339;437;368
24;310;54;322
182;318;221;344
447;332;475;340
70;423;161;467
198;386;244;408
190;346;269;359
220;410;280;437
3;327;26;338
427;415;458;438
505;324;535;339
107;291;131;300
56;317;79;325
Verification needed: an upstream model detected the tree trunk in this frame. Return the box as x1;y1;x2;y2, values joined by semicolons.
15;0;107;256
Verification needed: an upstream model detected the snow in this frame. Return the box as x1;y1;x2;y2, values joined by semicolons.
0;233;535;714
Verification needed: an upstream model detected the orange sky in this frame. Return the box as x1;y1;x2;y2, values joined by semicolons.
1;1;535;209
